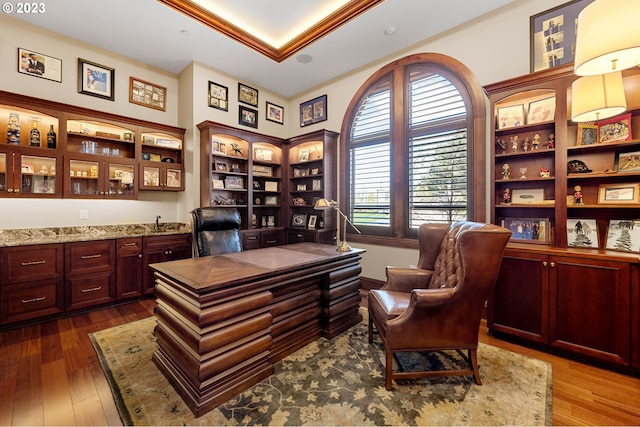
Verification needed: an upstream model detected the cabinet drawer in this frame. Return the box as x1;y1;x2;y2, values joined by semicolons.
143;233;191;251
0;278;64;324
0;244;64;285
65;270;116;311
261;230;284;247
65;240;115;275
117;237;142;256
243;231;261;250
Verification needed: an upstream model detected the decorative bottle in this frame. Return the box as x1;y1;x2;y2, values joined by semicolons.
29;121;41;147
47;125;57;149
7;112;21;144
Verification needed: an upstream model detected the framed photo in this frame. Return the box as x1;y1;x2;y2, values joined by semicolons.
614;149;640;173
238;83;258;106
527;97;555;124
255;148;273;162
215;161;227;172
312;179;322;191
530;0;596;73
267;215;275;227
497;104;525;129
511;188;545;204
308;214;318;229
297;184;307;191
212;139;227;155
18;48;61;83
129;77;166;111
265;195;278;206
577;123;598;145
239;105;258;128
225;176;244;189
291;213;308;228
300;94;327;127
298;149;310;162
597;113;632;143
501;217;549;244
212;179;225;189
78;58;115;101
606;219;640;253
567;218;599;248
264;181;278;192
208;81;228;111
598;183;640;204
266;101;284;124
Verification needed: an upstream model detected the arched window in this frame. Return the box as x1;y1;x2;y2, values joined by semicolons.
340;53;487;246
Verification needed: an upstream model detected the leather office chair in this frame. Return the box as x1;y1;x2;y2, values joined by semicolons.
190;207;242;257
368;221;511;390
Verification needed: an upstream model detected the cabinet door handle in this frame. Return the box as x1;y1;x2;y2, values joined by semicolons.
247;236;258;241
297;234;303;238
542;261;548;267
22;296;46;304
165;250;173;255
8;189;13;193
21;260;46;266
123;242;138;247
80;254;102;259
138;254;143;258
14;189;19;193
550;262;555;268
267;240;276;244
81;286;102;293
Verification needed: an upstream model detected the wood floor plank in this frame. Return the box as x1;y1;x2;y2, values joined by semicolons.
12;353;44;426
72;395;110;426
41;358;75;426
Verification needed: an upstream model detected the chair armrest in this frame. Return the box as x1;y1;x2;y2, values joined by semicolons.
412;287;456;308
383;267;433;293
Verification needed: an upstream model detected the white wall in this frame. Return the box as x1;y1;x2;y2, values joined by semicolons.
0;0;568;279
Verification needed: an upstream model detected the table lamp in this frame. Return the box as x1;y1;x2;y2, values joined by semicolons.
314;198;361;251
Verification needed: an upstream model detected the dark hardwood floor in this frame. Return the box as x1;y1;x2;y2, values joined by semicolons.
0;297;639;426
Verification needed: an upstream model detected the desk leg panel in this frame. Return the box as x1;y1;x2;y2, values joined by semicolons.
321;260;363;338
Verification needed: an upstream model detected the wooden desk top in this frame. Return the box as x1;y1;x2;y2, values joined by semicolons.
150;243;364;294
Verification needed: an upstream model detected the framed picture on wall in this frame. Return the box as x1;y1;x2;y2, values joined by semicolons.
208;81;228;111
238;83;258;106
266;101;284;124
300;94;327;127
18;48;62;82
78;58;115;101
129;77;166;111
239;106;258;128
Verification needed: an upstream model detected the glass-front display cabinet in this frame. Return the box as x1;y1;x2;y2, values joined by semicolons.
0;103;61;198
138;131;184;191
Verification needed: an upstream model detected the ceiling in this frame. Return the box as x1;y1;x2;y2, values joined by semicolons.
11;0;515;98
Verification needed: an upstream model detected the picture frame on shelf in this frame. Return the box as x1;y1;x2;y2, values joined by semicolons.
614;149;640;173
605;219;640;253
212;179;225;189
529;0;595;73
239;106;258;128
78;58;115;101
297;184;307;191
224;176;244;189
238;83;258;106
308;214;318;229
129;77;166;111
576;123;598;145
208;81;228;111
510;188;545;204
291;213;307;228
597;113;632;143
501;217;549;244
267;215;275;227
212;139;227;154
298;148;310;162
264;181;278;192
567;218;599;248
252;165;273;177
526;96;555;124
312;179;322;191
18;48;62;83
266;101;284;124
598;183;640;204
265;195;278;206
497;104;525;129
300;94;327;127
254;148;273;162
215;161;227;172
253;180;261;190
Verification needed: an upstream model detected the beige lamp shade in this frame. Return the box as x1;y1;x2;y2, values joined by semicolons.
574;0;640;76
571;71;627;122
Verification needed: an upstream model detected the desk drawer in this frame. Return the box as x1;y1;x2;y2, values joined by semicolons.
242;231;261;250
65;240;115;275
261;230;284;247
0;244;64;285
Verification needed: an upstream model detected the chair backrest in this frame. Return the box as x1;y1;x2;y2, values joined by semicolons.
190;207;242;257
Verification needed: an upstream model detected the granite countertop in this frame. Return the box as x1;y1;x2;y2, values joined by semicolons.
0;222;191;247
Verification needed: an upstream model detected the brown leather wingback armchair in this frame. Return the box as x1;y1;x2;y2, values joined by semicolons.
190;207;242;257
368;221;511;390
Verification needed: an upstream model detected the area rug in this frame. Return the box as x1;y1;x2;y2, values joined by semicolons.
90;313;552;426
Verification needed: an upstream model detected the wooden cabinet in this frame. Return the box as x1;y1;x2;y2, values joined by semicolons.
287;130;338;244
0;90;185;198
64;240;116;311
485;65;640;372
116;237;143;299
0;244;65;324
142;234;191;294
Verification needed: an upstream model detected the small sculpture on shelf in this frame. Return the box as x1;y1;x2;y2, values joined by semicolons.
532;133;541;150
545;133;555;149
7;112;21;144
510;135;519;152
522;137;530;151
502;187;511;204
502;163;511;180
574;185;583;204
539;167;550;177
496;138;506;153
230;142;244;157
519;167;528;179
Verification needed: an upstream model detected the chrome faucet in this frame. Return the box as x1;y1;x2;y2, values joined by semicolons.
155;215;163;231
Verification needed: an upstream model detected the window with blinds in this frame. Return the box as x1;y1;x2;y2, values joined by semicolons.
344;54;477;241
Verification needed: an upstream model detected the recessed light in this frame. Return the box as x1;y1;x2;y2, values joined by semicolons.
180;29;190;36
296;54;313;64
384;26;396;36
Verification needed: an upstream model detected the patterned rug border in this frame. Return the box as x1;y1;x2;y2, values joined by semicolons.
90;314;553;426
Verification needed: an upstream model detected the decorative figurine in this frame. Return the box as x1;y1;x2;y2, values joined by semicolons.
7;112;21;144
532;133;541;150
539;167;550;177
503;187;511;204
502;163;511;180
574;185;583;204
546;133;555;149
522;137;530;151
519;167;528;179
230;142;244;156
511;135;519;152
497;138;506;153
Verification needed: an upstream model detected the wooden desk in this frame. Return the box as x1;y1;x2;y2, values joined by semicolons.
150;243;364;417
